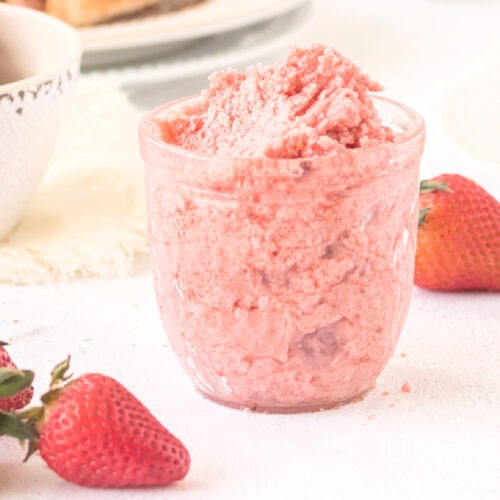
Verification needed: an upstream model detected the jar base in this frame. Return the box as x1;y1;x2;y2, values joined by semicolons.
197;386;374;414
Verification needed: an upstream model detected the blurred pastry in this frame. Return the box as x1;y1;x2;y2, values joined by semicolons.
4;0;203;26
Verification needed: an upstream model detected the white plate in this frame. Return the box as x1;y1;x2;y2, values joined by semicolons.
441;61;500;181
82;1;313;86
80;0;308;67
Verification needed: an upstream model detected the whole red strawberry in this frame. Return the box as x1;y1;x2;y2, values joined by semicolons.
0;358;190;488
0;341;34;412
415;174;500;291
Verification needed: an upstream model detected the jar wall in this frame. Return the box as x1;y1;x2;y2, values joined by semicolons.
140;96;425;412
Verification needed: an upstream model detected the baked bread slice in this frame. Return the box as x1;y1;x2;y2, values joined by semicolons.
4;0;204;26
45;0;164;26
4;0;45;9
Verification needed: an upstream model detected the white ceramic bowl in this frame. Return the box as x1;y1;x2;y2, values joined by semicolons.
0;3;81;240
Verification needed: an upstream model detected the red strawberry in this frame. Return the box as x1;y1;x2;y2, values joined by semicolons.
0;358;190;488
0;341;34;412
415;174;500;291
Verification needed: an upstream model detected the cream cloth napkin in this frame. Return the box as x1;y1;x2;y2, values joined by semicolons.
0;80;149;284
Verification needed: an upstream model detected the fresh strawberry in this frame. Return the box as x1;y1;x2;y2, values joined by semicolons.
0;341;34;412
415;174;500;291
0;358;190;488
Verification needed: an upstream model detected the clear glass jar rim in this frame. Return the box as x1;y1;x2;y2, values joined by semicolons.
139;94;425;164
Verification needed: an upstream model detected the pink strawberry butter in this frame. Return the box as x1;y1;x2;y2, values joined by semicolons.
139;44;425;412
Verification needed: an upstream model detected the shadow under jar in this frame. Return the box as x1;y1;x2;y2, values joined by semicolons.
139;95;425;413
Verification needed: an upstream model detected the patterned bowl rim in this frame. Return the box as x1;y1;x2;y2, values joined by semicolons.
0;3;82;95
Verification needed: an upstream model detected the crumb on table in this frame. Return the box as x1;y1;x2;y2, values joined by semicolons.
401;382;411;393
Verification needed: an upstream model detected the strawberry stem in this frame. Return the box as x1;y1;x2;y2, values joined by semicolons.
0;341;9;347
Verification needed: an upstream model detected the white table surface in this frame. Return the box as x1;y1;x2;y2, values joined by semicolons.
1;1;499;499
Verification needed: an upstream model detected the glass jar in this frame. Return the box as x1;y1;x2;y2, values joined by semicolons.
139;96;425;413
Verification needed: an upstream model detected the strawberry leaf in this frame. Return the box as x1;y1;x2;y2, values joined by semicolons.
40;356;73;406
420;179;451;194
24;439;39;462
49;356;72;390
0;412;39;441
0;368;34;398
418;207;432;227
